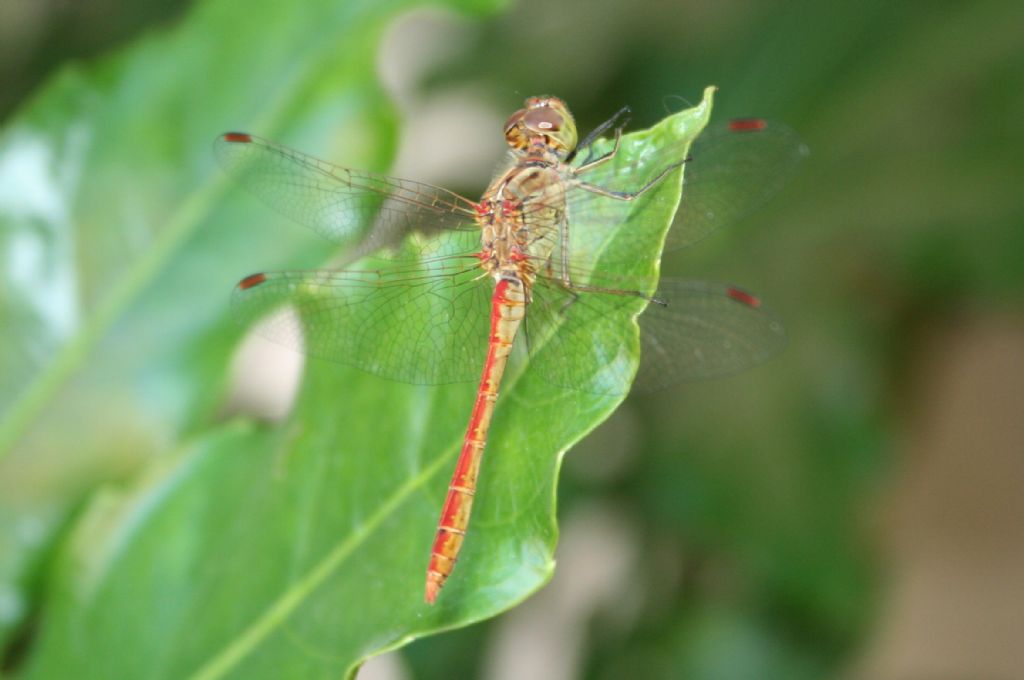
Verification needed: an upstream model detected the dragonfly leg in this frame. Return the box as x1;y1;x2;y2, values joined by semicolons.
527;222;574;288
558;221;572;287
561;280;653;302
568;105;631;166
549;279;656;319
556;283;581;315
574;121;626;174
575;156;689;202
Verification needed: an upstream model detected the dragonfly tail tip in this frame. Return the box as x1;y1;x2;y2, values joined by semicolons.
425;574;443;605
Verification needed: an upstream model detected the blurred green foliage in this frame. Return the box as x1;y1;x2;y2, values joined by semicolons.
2;0;1022;678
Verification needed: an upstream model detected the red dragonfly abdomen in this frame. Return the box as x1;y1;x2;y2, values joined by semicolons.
425;277;526;604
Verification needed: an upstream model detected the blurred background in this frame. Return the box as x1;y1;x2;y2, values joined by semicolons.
1;0;1022;678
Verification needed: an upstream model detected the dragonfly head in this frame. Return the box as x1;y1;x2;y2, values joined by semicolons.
504;96;578;157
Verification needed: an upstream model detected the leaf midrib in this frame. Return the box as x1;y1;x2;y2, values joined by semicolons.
186;417;462;680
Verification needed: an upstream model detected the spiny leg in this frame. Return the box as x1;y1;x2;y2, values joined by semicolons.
576;156;690;202
568;105;631;166
548;279;662;317
574;121;626;175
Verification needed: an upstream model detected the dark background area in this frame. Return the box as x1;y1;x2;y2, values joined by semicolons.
2;0;1022;678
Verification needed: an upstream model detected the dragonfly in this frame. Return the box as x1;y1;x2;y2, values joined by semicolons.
216;95;806;604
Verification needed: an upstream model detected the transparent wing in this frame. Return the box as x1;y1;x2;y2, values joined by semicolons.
669;120;808;249
523;274;786;395
522;275;646;396
554;119;807;268
634;279;785;389
214;132;481;256
231;251;492;385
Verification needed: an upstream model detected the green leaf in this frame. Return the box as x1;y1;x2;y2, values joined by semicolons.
0;0;504;653
19;86;714;677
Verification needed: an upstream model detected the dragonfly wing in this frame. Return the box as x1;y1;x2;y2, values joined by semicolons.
523;276;785;394
635;279;786;389
666;120;808;250
230;257;492;385
523;276;650;396
561;119;807;267
215;133;480;257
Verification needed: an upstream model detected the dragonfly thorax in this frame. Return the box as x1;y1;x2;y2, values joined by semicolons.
477;151;569;287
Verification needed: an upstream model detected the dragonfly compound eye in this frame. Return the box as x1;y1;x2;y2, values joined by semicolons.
503;108;530;151
522;98;578;154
